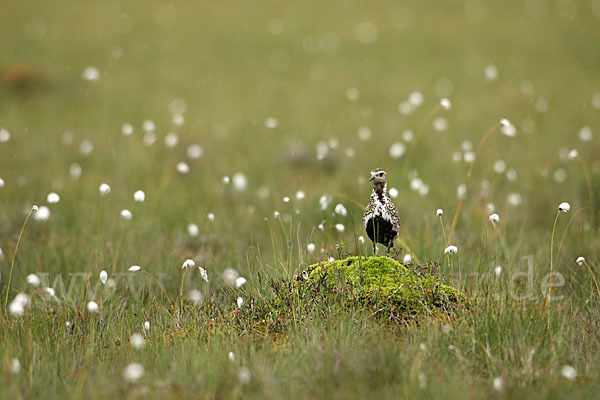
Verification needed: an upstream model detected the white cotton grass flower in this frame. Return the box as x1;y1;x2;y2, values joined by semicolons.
187;289;203;304
433;117;448;131
9;293;31;316
87;301;99;313
176;161;190;174
10;358;21;374
457;184;467;199
485;64;498;82
238;367;251;384
187;144;204;159
389;188;399;198
403;254;412;265
578;126;592;142
499;118;517;137
553;169;567;183
187;223;199;237
232;173;248;191
223;268;239;285
307;243;316;253
436;209;443;216
172;112;184;126
318;223;324;231
507;193;522;206
143;132;157;146
82;66;100;81
0;128;11;143
0;247;3;260
236;296;244;308
120;209;132;220
339;85;358;101
335;223;345;232
133;190;145;202
223;176;230;184
265;117;278;128
493;377;503;391
182;259;195;270
283;196;290;203
319;195;331;210
493;160;506;174
47;192;60;204
560;365;577;381
235;277;247;288
100;270;108;284
26;273;41;287
207;213;215;222
99;183;111;196
408;91;424;107
334;203;347;217
489;213;500;225
228;352;235;362
358;235;365;244
70;163;82;179
43;287;57;300
128;265;141;272
274;210;280;218
389;142;406;159
130;333;145;349
9;301;25;316
79;140;94;156
142;120;155;132
199;266;209;282
144;321;150;332
568;149;578;160
32;205;39;212
576;256;585;266
494;266;502;277
164;132;179;148
121;123;134;136
0;177;4;188
296;190;306;200
440;98;451;110
418;372;427;389
33;206;51;222
402;130;414;142
358;126;372;141
410;178;423;191
463;151;475;163
444;245;458;254
558;202;571;213
123;363;144;383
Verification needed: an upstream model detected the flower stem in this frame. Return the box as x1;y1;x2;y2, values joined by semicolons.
546;211;560;310
3;207;35;314
582;261;600;300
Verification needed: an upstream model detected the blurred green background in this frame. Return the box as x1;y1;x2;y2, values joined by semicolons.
1;0;600;398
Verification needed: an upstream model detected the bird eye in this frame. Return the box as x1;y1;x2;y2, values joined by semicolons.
378;172;384;177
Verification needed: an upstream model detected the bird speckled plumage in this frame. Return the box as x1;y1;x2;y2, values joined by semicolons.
363;168;401;253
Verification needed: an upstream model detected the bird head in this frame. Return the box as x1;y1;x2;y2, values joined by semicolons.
369;168;387;185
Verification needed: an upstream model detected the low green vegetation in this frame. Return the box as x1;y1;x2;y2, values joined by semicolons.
1;0;600;398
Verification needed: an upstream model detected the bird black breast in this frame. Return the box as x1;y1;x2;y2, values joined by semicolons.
365;216;397;246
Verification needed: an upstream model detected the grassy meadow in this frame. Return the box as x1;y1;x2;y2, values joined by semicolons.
1;0;600;398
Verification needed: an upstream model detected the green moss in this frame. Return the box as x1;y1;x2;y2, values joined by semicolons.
303;256;465;317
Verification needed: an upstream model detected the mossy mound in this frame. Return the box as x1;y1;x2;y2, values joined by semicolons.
302;256;465;317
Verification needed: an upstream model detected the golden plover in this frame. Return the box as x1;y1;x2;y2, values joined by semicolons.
363;168;401;254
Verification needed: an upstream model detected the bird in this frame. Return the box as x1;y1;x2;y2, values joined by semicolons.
363;168;401;254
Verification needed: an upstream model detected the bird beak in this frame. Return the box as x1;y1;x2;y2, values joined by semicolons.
368;176;374;181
